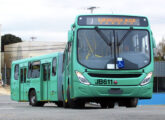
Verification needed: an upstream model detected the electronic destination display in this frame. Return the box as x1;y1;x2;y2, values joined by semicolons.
78;15;148;26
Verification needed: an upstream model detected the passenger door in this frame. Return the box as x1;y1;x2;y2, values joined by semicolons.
11;64;20;101
20;67;27;101
49;57;58;101
42;63;50;100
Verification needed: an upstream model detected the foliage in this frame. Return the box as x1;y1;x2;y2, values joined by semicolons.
155;37;165;61
1;34;22;52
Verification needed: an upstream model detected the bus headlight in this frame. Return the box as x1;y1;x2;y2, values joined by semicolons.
75;71;90;85
140;72;152;86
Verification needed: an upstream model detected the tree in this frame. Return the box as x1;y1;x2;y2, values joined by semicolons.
155;37;165;61
1;34;22;52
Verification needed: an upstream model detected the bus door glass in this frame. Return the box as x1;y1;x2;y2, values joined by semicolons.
42;63;50;100
12;64;20;101
20;67;27;101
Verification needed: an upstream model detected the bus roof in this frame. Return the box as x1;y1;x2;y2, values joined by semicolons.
12;52;63;65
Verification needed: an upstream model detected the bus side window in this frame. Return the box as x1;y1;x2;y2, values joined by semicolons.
31;61;40;78
52;58;57;76
14;64;19;80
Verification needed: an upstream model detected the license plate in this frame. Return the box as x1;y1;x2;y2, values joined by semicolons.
109;88;123;94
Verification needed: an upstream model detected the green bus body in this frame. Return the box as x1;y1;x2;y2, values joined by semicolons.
11;53;64;105
11;14;155;108
62;14;155;108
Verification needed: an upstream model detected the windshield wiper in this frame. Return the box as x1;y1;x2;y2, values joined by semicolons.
117;27;133;46
95;26;112;46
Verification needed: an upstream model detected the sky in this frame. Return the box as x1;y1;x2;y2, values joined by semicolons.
0;0;165;44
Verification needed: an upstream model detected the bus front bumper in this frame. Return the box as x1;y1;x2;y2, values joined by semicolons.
73;82;153;99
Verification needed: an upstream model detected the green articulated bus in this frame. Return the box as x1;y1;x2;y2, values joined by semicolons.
11;14;155;108
11;52;64;107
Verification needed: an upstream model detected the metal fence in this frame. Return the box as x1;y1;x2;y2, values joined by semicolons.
154;61;165;93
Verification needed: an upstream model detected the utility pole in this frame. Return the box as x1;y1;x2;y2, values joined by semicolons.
30;37;37;41
87;6;99;14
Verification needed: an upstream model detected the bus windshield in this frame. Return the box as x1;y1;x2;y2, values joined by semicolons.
77;29;150;70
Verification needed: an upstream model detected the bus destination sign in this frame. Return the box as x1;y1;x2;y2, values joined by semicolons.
78;15;148;26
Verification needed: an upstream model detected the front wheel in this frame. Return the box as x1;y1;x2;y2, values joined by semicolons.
126;98;138;108
108;102;115;108
67;87;85;109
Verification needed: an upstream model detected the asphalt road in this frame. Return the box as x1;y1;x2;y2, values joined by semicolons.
0;95;165;120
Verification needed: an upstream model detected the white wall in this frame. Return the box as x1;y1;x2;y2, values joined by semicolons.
4;41;66;68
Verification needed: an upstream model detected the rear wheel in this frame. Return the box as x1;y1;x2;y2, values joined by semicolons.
100;102;108;109
55;101;63;107
37;102;45;107
126;98;138;108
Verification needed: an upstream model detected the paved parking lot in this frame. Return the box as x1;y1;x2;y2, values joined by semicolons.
0;95;165;120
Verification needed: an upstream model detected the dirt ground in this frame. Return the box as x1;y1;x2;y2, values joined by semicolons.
0;85;10;95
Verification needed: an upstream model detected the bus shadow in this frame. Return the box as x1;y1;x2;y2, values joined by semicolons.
42;105;101;110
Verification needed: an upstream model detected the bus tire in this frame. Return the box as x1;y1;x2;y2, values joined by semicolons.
108;102;115;108
55;101;63;107
29;90;42;107
67;87;73;108
37;102;45;107
67;87;85;109
62;87;69;108
71;100;85;109
126;98;138;108
63;101;69;108
100;102;108;109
